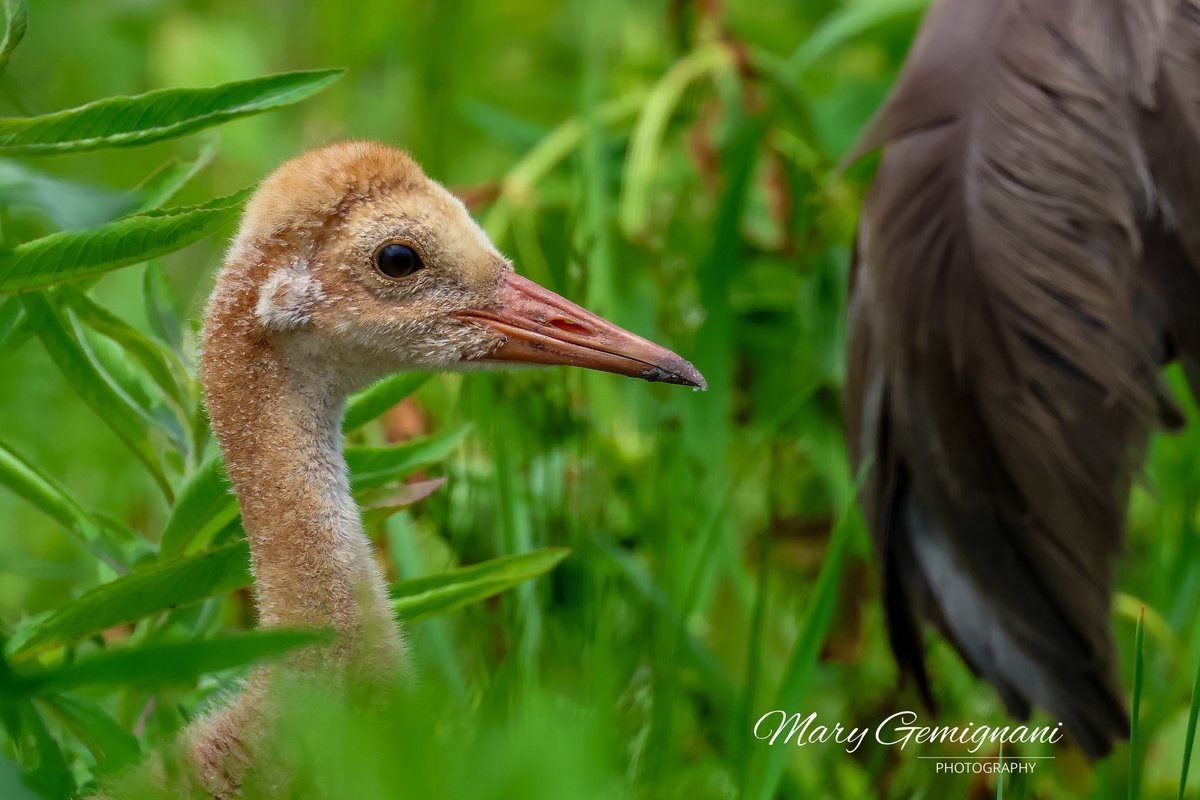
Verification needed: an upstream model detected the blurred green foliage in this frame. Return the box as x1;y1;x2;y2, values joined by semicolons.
2;0;1200;798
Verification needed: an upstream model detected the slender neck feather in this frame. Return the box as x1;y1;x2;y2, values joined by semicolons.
201;280;401;668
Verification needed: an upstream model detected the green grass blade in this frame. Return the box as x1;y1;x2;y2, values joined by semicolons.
391;547;569;622
343;373;430;432
0;190;248;293
20;292;172;499
346;424;471;491
7;541;251;661
0;69;343;154
13;630;327;695
1179;653;1200;800
786;0;930;77
747;509;856;800
158;455;236;558
0;0;27;74
618;45;729;239
1130;607;1146;800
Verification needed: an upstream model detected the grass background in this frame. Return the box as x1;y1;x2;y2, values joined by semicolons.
1;0;1199;797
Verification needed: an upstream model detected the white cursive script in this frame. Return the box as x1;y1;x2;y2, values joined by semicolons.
753;710;1064;755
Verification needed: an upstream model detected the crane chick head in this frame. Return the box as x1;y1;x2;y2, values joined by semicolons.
207;141;705;393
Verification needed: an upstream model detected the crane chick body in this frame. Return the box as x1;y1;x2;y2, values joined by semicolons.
189;142;704;796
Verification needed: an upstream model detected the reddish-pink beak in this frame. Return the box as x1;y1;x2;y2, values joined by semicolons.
454;271;706;389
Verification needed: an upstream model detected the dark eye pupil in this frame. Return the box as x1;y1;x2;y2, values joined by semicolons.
376;244;422;278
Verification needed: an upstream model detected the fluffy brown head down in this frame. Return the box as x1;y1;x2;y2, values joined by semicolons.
206;141;512;391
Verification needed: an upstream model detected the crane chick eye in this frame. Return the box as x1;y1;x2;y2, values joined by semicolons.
374;243;423;279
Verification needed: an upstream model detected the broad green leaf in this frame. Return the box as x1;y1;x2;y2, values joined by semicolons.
20;293;172;499
8;541;252;661
40;694;140;776
0;439;124;566
12;630;328;694
0;69;344;154
0;0;27;75
347;424;471;491
61;285;187;408
391;547;568;622
0;190;249;294
158;456;236;558
343;373;430;432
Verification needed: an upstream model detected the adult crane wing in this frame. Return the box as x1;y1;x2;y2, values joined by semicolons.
845;0;1194;758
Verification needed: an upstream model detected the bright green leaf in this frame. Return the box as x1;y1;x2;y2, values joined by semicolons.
347;424;470;491
61;285;187;408
12;630;328;694
0;69;344;155
343;373;430;432
0;190;248;294
8;541;252;661
158;456;236;558
391;547;568;622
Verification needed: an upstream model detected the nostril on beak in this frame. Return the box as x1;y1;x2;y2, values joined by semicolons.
549;318;591;336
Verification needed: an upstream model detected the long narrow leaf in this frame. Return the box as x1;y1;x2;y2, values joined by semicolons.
158;456;236;558
20;293;171;498
391;548;569;622
347;424;471;492
343;373;430;432
8;541;252;661
1130;608;1146;800
0;70;343;154
0;190;249;294
1180;653;1200;800
12;630;327;695
60;285;187;408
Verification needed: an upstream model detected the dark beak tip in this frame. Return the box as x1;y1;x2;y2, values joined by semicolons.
647;356;707;391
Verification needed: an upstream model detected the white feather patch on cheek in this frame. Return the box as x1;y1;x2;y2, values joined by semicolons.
255;265;326;331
